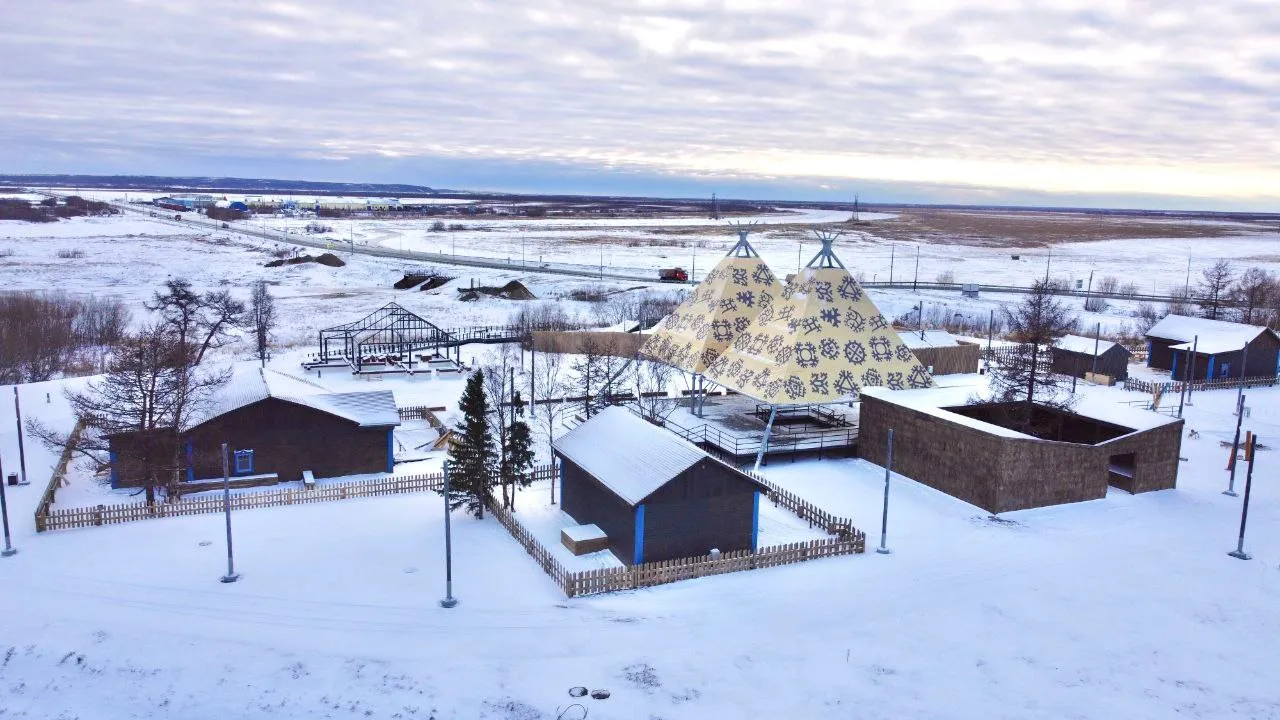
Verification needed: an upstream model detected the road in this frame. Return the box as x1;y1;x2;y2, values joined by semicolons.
43;192;1230;306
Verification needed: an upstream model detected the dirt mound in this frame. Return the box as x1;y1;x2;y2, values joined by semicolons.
395;273;430;289
420;276;453;291
455;280;536;301
265;252;346;268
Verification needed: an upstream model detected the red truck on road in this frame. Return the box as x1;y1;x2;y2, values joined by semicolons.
658;267;689;282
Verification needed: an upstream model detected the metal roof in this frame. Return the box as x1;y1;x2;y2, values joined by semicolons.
185;367;399;430
554;407;726;506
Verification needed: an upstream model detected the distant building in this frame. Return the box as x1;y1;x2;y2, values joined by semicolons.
1051;335;1131;381
899;330;982;375
228;201;249;212
553;407;765;564
1144;315;1280;380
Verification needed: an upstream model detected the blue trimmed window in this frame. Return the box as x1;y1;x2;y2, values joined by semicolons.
234;449;255;475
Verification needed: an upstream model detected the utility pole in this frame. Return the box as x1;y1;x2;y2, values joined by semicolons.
1224;393;1245;497
440;461;459;607
1084;269;1094;310
913;245;920;292
1090;322;1101;378
1045;247;1052;283
877;429;894;554
219;444;240;583
1184;253;1192;296
1;455;16;557
13;388;28;484
889;244;895;284
1227;434;1258;560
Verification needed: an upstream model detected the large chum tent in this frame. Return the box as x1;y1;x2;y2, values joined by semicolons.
640;227;783;414
703;235;935;404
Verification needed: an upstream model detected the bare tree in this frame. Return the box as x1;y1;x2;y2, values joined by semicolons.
1232;267;1277;325
28;324;228;506
1197;260;1234;320
984;280;1078;431
1134;302;1162;334
634;359;675;421
482;344;522;508
530;350;567;463
248;280;277;367
148;279;245;365
569;335;606;418
1084;275;1118;313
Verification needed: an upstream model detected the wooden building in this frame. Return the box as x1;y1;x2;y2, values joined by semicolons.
109;369;399;488
900;330;982;375
552;407;766;564
858;386;1182;513
1051;334;1131;381
1144;315;1280;381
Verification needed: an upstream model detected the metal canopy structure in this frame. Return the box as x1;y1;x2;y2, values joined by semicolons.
314;303;455;373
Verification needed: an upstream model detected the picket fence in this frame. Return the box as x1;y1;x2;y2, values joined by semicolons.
486;468;865;597
33;422;85;532
36;464;558;533
1123;374;1279;395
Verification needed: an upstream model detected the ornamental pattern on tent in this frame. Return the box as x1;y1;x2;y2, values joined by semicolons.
702;240;934;403
640;233;782;374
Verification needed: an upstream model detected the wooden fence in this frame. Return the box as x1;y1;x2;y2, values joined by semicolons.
564;537;865;596
1123;374;1279;395
36;464;558;533
531;330;645;358
485;464;865;597
909;341;982;376
33;422;84;532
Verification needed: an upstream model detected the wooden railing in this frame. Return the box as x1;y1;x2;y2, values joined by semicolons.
33;421;85;533
37;463;558;533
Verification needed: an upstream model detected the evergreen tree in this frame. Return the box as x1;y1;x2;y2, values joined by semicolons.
445;370;496;518
502;391;536;511
983;279;1078;435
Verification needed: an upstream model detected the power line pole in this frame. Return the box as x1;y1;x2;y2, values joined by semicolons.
1227;434;1258;560
913;245;920;292
889;244;895;284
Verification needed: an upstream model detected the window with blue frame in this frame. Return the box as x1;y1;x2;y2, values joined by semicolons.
234;449;255;475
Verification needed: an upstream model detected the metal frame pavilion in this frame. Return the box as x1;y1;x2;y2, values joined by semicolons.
313;303;457;373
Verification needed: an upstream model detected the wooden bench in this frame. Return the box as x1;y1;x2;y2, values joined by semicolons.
561;524;609;556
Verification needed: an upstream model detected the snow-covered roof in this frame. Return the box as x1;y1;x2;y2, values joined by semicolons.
186;367;399;430
900;330;960;349
554;407;752;506
1054;334;1124;357
1145;314;1275;355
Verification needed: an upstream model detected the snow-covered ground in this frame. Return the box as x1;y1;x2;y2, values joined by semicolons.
3;362;1278;718
4;207;1280;718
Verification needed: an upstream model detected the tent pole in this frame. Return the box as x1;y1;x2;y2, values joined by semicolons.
754;405;778;473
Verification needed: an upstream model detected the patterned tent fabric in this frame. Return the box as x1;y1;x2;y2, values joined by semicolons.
702;261;935;404
640;238;782;374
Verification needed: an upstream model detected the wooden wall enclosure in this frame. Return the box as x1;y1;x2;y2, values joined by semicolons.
532;330;645;358
858;395;1182;513
908;341;982;375
110;397;394;487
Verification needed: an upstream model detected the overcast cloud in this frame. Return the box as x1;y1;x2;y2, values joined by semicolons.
2;0;1278;208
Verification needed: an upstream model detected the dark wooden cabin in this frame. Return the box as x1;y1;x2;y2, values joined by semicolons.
553;406;765;565
1050;335;1131;380
1145;315;1280;381
109;369;399;488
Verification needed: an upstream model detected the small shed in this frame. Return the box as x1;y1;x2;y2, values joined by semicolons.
552;407;766;565
1051;335;1131;380
899;330;982;375
1145;315;1280;380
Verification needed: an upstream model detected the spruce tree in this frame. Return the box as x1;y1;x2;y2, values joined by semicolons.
502;391;536;511
446;370;496;518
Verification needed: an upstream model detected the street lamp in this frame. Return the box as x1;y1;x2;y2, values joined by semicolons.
440;460;458;608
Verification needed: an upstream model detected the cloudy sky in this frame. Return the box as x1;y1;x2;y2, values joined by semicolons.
3;0;1278;209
